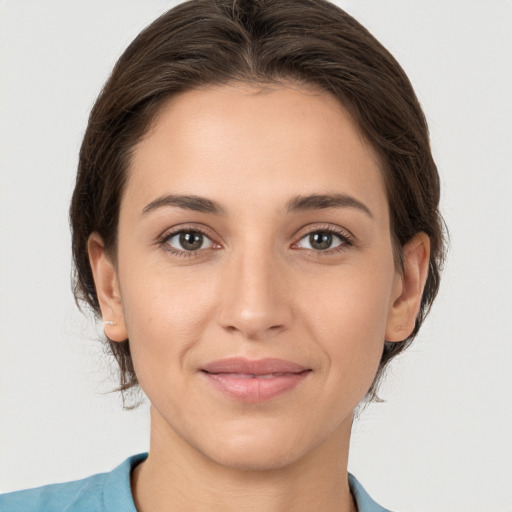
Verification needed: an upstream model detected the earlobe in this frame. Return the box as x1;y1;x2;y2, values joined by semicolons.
87;233;128;342
385;232;431;342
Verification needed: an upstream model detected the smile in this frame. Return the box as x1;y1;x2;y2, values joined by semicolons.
201;358;311;402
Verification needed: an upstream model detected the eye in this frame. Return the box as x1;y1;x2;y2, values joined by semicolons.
164;230;215;252
296;230;348;251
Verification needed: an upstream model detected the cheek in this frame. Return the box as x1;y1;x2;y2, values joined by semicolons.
306;264;393;337
118;260;218;384
300;260;395;380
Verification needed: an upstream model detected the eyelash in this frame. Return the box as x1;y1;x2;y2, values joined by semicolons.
158;225;354;258
158;226;217;259
293;225;354;255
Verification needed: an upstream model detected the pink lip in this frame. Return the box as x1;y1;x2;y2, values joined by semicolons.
201;357;311;403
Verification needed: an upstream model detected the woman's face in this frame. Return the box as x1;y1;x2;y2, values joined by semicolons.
93;84;409;470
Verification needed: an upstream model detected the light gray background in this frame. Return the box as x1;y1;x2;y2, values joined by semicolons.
1;1;511;511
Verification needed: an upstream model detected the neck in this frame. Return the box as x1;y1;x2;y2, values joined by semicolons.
132;407;357;512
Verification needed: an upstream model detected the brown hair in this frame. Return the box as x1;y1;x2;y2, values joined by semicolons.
70;0;446;405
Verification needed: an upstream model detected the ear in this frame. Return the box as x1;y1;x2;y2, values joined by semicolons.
385;232;431;342
87;232;128;342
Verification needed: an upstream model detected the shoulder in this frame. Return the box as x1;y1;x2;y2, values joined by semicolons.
0;453;147;512
349;473;394;512
0;473;106;512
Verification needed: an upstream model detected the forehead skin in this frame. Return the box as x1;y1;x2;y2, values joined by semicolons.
124;83;389;235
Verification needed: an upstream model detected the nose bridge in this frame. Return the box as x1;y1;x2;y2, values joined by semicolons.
218;237;292;340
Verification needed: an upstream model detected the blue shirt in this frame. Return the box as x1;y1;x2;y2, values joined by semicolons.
0;453;392;511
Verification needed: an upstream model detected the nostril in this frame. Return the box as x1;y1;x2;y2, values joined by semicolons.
221;321;286;341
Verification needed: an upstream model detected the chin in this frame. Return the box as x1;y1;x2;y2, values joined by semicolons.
193;421;323;473
205;442;301;472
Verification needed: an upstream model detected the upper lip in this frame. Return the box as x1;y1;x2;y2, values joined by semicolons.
201;357;309;375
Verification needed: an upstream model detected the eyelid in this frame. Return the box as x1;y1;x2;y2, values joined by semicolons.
294;223;354;241
157;224;222;256
166;231;215;250
158;223;219;242
156;222;355;257
291;224;355;252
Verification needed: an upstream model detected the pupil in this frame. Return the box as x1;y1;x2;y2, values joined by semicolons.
180;231;203;250
310;232;332;250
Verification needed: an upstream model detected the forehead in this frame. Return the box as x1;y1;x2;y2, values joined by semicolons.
125;83;388;223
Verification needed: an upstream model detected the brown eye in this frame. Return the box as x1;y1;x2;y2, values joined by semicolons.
165;230;214;252
297;230;346;251
310;232;333;250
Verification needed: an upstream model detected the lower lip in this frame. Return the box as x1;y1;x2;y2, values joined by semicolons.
202;371;310;402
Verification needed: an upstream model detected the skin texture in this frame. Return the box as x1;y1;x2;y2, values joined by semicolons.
88;84;430;512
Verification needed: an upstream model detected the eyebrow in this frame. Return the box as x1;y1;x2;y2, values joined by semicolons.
141;194;226;217
141;192;373;219
285;193;373;218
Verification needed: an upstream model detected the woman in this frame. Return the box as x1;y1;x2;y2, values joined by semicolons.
0;0;445;510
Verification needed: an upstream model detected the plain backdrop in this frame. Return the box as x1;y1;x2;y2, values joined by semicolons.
1;1;511;511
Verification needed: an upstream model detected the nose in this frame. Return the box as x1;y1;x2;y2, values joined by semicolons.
217;246;294;341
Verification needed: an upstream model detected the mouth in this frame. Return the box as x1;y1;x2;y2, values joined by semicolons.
200;357;311;402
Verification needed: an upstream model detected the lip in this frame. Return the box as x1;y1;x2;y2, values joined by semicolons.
201;357;311;403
